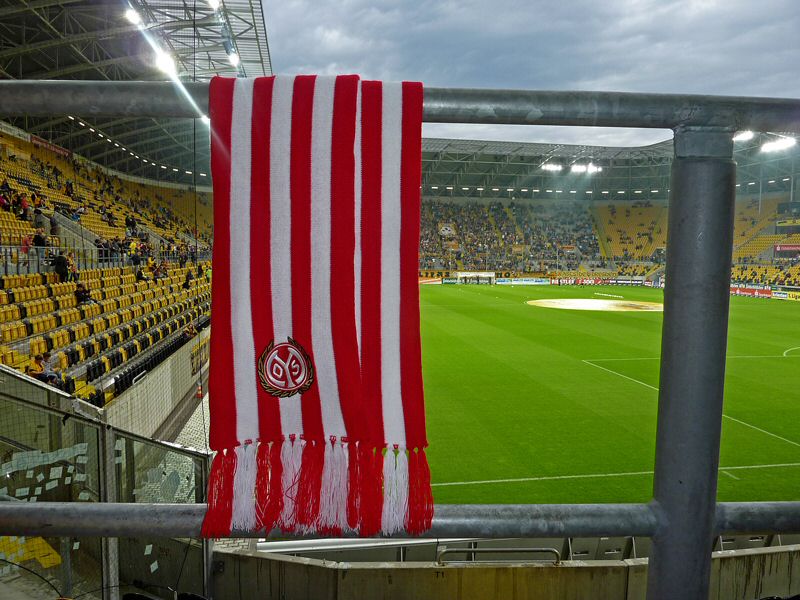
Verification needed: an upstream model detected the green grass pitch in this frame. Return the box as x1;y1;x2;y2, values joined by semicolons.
420;284;800;504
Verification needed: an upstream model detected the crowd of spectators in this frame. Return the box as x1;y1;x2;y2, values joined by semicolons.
419;200;603;273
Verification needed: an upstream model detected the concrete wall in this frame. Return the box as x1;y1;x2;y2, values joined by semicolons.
211;544;800;600
105;327;210;438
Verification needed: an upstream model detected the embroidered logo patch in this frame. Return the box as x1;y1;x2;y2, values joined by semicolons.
257;337;314;397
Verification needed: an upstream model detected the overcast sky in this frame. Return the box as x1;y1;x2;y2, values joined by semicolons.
262;0;799;147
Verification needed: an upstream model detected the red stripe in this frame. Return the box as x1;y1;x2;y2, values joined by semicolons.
208;76;237;451
329;75;362;437
398;82;427;448
249;77;282;442
359;81;385;446
289;75;325;442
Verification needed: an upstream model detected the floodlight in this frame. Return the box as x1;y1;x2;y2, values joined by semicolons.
445;186;453;190
651;190;659;193
208;0;221;9
506;188;514;192
200;173;207;177
228;53;240;67
491;188;499;191
173;168;179;172
200;115;210;125
161;165;167;169
461;187;469;191
476;187;484;191
542;163;562;171
155;51;176;76
186;171;192;175
430;186;438;190
125;8;141;25
520;188;528;192
67;115;74;120
761;137;796;152
571;165;587;173
733;130;754;142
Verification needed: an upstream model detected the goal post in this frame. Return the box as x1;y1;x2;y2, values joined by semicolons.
453;271;495;285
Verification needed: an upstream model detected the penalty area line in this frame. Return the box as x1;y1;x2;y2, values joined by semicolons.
431;461;800;488
582;360;800;449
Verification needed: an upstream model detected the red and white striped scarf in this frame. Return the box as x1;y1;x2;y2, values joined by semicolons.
202;75;433;537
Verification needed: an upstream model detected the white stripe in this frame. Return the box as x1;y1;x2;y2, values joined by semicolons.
270;75;303;435
229;78;259;443
354;84;362;353
231;443;258;530
310;76;347;438
381;446;409;534
379;82;407;446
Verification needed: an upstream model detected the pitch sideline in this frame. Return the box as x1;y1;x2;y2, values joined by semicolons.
432;461;800;488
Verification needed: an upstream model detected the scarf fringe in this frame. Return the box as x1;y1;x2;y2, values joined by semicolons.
203;439;432;536
201;448;237;537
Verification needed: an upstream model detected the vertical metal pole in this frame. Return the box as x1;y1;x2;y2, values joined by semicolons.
101;426;120;600
646;127;736;600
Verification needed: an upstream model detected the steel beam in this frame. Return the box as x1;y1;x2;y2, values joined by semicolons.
0;81;799;132
1;501;800;540
646;127;737;600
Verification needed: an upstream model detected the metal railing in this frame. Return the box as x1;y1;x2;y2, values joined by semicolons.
0;80;799;600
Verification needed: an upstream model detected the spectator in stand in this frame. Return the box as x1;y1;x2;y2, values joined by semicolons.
135;267;149;283
19;194;30;221
153;261;167;280
0;179;10;194
182;271;193;290
20;233;32;264
74;283;95;304
30;355;59;386
67;252;78;281
0;193;10;212
32;228;47;249
205;265;212;283
49;213;59;236
53;251;69;283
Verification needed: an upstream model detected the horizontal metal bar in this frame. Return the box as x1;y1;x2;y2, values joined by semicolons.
0;501;798;539
437;546;561;565
715;502;800;535
1;81;799;132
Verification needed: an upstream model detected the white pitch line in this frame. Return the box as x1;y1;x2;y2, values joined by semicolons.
585;355;800;362
594;292;624;299
783;346;800;357
431;461;800;488
582;360;800;449
721;471;740;480
582;360;659;391
722;415;800;449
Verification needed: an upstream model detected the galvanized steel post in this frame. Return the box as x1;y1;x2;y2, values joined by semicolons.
646;126;736;600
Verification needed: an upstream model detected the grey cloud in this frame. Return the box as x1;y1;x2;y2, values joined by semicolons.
262;0;799;146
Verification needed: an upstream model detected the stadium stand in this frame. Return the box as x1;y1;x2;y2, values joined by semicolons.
419;196;798;288
0;128;212;409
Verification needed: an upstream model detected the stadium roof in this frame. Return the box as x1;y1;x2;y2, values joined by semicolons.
422;134;798;199
0;0;271;183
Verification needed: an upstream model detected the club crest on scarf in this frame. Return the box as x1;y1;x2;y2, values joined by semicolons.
257;338;314;397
